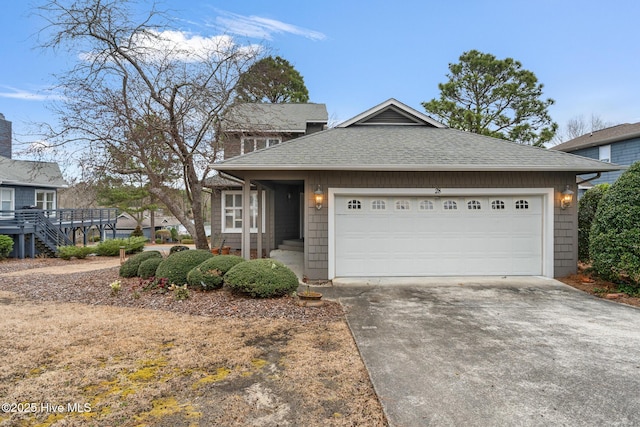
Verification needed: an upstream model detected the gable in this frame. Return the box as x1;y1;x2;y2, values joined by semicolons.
338;98;445;128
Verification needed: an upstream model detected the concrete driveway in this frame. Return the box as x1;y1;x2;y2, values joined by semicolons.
327;277;640;427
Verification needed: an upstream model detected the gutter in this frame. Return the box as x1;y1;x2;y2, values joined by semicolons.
576;173;601;186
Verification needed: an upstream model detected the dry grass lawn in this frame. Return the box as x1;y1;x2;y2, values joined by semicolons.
0;259;386;426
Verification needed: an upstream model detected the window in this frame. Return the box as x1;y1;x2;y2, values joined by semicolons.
443;200;457;210
515;199;529;210
467;200;482;210
36;190;56;211
221;191;265;233
599;144;611;163
395;200;410;211
491;200;506;210
347;199;362;210
419;200;434;211
371;200;386;210
241;137;281;155
0;188;14;218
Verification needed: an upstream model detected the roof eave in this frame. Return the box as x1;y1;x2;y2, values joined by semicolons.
225;128;306;133
555;130;640;152
1;180;67;188
213;164;623;173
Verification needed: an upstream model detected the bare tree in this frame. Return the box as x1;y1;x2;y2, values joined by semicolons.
552;114;616;145
36;0;261;249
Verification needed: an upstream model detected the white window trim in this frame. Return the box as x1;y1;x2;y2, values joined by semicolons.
35;189;56;211
240;137;281;155
0;188;15;219
328;188;554;280
599;144;611;163
221;190;266;233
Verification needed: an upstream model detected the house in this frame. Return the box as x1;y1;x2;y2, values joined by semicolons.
552;122;640;192
205;103;328;251
0;113;117;257
114;211;181;240
212;99;621;280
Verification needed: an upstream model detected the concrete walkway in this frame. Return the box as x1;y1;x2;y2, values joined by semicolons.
326;277;640;426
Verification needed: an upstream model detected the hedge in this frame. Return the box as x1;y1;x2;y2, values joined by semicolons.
186;255;246;290
154;249;213;285
138;257;164;279
224;259;299;298
95;237;147;256
577;184;609;263
119;251;163;278
590;161;640;285
0;235;14;259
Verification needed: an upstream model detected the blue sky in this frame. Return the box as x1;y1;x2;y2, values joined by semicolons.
1;0;639;156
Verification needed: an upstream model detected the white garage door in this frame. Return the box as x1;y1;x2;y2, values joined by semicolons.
334;195;543;276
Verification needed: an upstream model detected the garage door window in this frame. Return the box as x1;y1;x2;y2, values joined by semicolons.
515;199;529;210
347;199;362;210
467;200;482;210
443;200;457;210
491;200;506;210
419;200;434;211
395;200;410;211
371;200;386;210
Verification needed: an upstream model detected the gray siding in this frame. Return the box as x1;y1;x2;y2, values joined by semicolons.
10;185;37;209
236;170;577;280
573;138;640;184
305;170;577;280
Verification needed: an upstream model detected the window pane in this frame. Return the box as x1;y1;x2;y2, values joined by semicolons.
234;194;242;206
256;139;266;150
243;139;254;154
225;194;234;206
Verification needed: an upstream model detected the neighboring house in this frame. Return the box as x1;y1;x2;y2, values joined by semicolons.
205;103;328;252
552;122;640;192
212;98;620;280
114;211;181;240
0;113;117;257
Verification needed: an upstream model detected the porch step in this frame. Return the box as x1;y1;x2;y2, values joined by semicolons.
278;239;303;252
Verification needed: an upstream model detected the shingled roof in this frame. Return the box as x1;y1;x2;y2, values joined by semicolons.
0;157;66;188
213;99;621;174
552;122;640;153
224;103;328;133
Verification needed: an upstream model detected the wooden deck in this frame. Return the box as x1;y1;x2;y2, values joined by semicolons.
0;208;118;258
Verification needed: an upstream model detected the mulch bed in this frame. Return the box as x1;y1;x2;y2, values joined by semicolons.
0;257;345;323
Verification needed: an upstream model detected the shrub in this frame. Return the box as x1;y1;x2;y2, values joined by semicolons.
170;227;179;242
130;225;144;237
169;245;190;254
578;184;609;262
0;235;14;259
156;229;170;243
224;259;299;298
119;251;162;278
57;245;95;260
138;257;164;279
155;249;213;285
590;161;640;285
95;237;147;256
187;255;246;290
181;239;194;244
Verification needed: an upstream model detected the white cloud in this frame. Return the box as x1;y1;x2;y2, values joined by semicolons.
213;10;326;41
0;86;64;101
80;30;261;63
